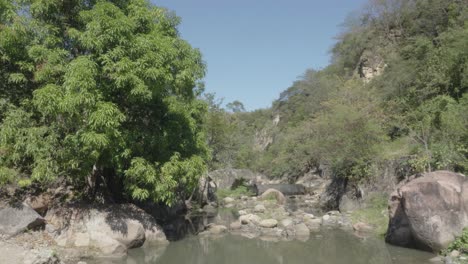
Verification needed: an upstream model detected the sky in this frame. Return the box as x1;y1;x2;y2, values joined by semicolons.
153;0;368;110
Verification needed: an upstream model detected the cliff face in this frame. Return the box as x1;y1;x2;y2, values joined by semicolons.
357;50;386;82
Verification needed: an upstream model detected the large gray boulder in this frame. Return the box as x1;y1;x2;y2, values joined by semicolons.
386;171;468;252
207;169;264;190
0;203;45;236
46;203;167;256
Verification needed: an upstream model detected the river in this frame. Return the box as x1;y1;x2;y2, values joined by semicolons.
91;229;435;264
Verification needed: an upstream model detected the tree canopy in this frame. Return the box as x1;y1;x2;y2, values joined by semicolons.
0;0;208;205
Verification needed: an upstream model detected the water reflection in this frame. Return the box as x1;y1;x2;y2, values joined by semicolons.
92;229;435;264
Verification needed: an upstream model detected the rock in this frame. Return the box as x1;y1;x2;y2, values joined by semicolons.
77;262;87;264
280;219;293;228
257;184;306;196
322;215;330;221
449;250;460;258
0;203;45;236
238;210;248;216
339;194;361;212
429;256;444;263
45;203;167;257
294;223;310;238
23;249;62;264
230;221;242;230
204;224;227;235
223;197;235;204
24;194;51;216
305;218;322;230
202;204;217;217
303;213;315;219
239;214;261;225
353;222;373;232
259;189;286;205
386;171;468;252
253;204;266;213
259;219;278;228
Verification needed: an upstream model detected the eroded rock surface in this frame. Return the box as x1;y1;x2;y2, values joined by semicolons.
386;170;468;252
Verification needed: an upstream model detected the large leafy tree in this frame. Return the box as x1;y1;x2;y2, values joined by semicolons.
0;0;208;205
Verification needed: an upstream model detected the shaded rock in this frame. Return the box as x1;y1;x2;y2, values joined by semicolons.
24;194;52;216
259;219;278;228
259;189;286;205
0;203;45;236
386;171;468;252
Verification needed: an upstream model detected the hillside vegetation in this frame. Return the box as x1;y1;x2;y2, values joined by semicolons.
206;0;468;185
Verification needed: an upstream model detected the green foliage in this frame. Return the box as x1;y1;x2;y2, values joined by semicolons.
350;193;388;237
216;186;253;200
0;0;209;205
443;228;468;255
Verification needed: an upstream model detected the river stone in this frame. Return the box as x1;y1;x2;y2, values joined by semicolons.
294;223;310;238
206;224;227;235
280;218;293;227
386;171;468;252
239;214;261;225
259;189;286;205
238;210;248;216
253;204;266;213
450;250;460;258
230;221;242;230
0;203;45;236
305;218;322;230
353;222;373;233
259;219;278;228
223;197;235;204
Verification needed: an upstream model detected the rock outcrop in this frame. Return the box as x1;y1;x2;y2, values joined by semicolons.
386;171;468;252
45;203;168;256
0;203;45;236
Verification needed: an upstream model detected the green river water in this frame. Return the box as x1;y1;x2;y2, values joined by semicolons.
91;229;435;264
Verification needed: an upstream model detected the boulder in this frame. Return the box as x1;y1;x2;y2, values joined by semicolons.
0;203;45;236
386;171;468;252
46;203;167;256
259;189;286;205
259;219;278;228
239;214;261;225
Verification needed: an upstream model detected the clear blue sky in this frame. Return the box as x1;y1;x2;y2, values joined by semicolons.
153;0;367;110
